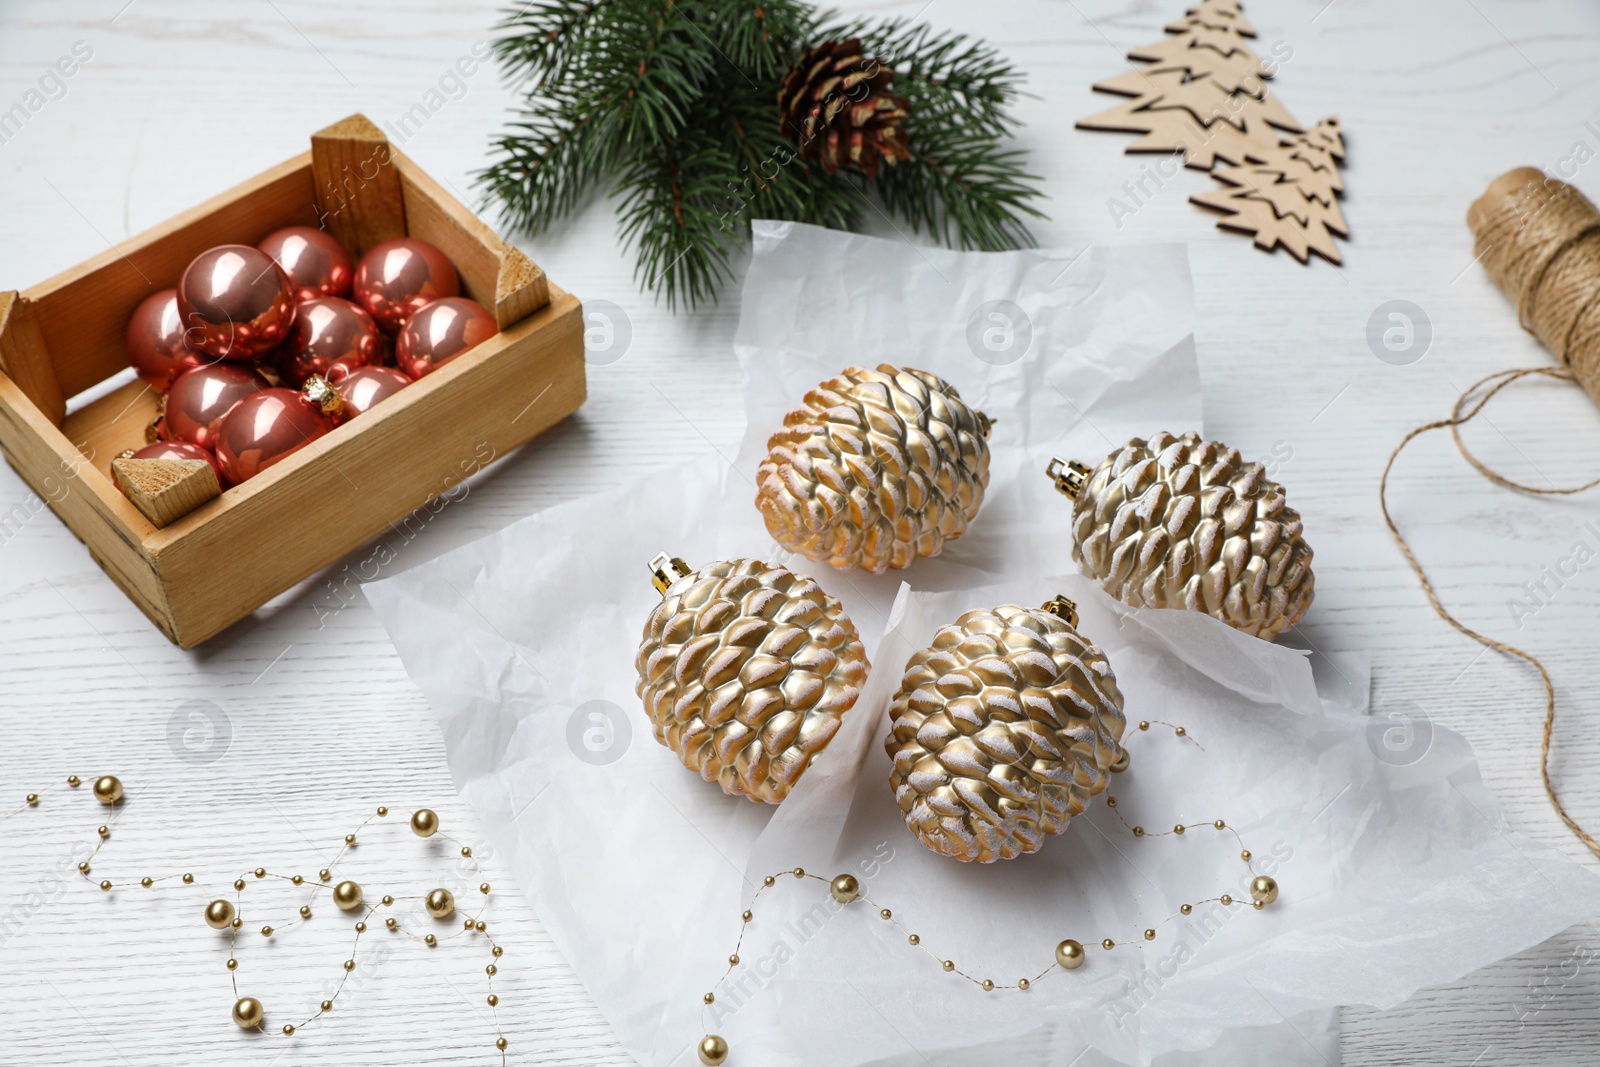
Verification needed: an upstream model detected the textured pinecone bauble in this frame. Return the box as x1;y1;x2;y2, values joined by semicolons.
756;364;991;574
886;602;1127;863
636;558;869;804
1050;431;1314;641
778;38;911;178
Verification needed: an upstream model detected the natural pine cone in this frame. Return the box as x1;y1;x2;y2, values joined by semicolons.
886;599;1127;863
778;38;911;178
1049;431;1314;641
756;364;991;573
635;555;869;804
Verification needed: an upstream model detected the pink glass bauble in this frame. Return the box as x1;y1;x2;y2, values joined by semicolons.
125;440;226;486
352;237;459;333
330;365;410;422
165;363;268;451
395;297;497;380
215;388;332;485
126;289;211;392
177;245;297;361
276;297;383;388
258;226;354;302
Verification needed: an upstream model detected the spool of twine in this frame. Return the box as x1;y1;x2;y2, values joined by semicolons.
1467;166;1600;406
1379;168;1600;861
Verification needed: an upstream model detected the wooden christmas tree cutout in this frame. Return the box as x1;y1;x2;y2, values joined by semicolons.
111;457;221;528
1078;0;1348;263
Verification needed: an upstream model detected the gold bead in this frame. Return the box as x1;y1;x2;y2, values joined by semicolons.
742;910;753;922
1174;726;1186;737
1055;939;1085;969
486;964;497;976
426;888;456;920
792;867;804;878
1253;899;1265;909
1138;722;1149;731
1144;929;1155;941
698;1034;728;1066
382;895;394;907
231;918;242;930
77;862;89;874
376;807;388;817
386;918;397;929
829;874;859;904
496;1038;509;1052
982;979;994;991
1250;875;1279;905
465;918;476;930
343;959;355;972
1174;824;1185;835
332;880;363;912
1019;978;1030;991
1214;819;1225;830
319;869;331;882
141;877;152;888
487;994;498;1007
1110;750;1130;773
282;1024;295;1036
234;879;245;891
321;1000;332;1012
410;809;439;837
475;921;486;932
1106;796;1117;808
227;958;238;971
942;960;954;972
908;934;920;945
492;946;503;958
480;883;491;895
424;934;436;946
26;793;37;806
344;834;356;846
1240;850;1251;862
728;954;740;966
1180;904;1193;915
880;908;892;920
704;992;715;1004
232;996;264;1030
291;874;304;885
1221;894;1233;906
1132;826;1144;837
182;873;194;884
91;775;122;805
261;926;273;937
1102;939;1115;950
205;900;236;929
100;880;112;891
300;905;312;919
67;775;81;787
762;876;775;887
355;921;366;933
254;867;266;878
461;847;472;858
98;825;109;839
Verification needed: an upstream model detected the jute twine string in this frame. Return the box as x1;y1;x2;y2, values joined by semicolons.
1376;168;1600;860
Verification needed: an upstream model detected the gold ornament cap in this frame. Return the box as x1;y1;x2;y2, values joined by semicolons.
1046;457;1090;500
1042;596;1079;629
649;552;692;595
301;374;347;419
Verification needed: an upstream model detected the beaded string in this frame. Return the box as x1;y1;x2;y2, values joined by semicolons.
691;722;1280;1066
4;775;509;1060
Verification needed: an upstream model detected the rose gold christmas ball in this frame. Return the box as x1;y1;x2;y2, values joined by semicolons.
395;297;497;380
330;365;410;422
126;440;226;485
276;297;383;388
258;226;354;302
126;289;212;392
165;363;268;452
215;388;332;485
352;237;459;333
177;245;298;360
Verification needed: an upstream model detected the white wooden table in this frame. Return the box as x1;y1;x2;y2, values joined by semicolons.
3;1;1599;1064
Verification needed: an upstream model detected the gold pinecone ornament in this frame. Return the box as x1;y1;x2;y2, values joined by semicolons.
885;598;1127;863
1049;432;1314;641
779;38;911;178
635;555;870;804
756;365;992;573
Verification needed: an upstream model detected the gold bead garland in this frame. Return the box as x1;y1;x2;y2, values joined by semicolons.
694;724;1281;1064
3;776;509;1062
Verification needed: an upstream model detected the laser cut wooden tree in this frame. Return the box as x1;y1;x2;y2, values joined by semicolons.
1191;117;1348;264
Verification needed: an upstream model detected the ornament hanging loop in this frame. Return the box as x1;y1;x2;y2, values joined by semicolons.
1046;457;1090;500
1041;596;1079;629
649;553;692;595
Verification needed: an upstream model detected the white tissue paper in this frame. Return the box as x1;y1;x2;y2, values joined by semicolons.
364;223;1600;1067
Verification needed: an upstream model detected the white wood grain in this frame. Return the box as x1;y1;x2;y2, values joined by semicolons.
2;0;1599;1064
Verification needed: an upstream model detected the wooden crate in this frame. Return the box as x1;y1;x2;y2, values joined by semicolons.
0;114;585;647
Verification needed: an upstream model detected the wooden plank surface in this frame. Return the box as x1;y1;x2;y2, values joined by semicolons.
1;1;1599;1066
